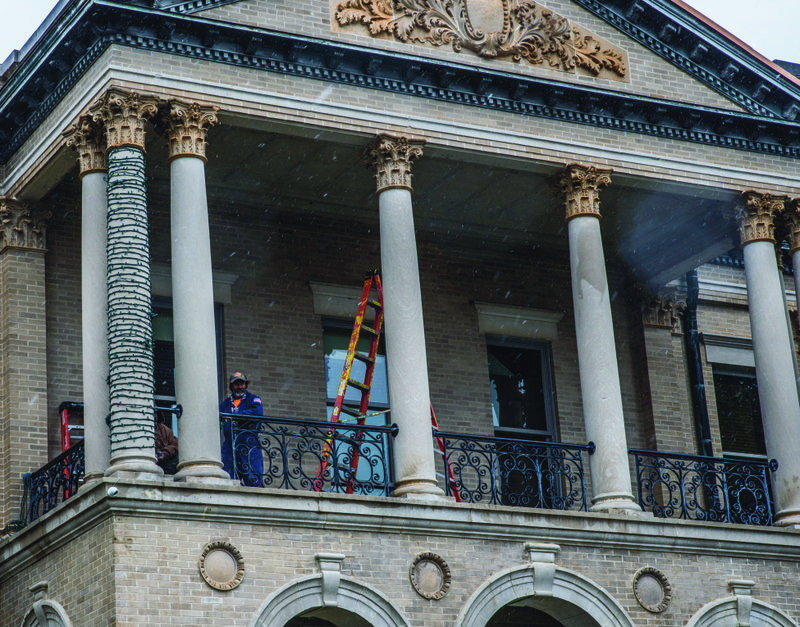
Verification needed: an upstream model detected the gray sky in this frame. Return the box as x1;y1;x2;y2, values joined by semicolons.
1;0;799;68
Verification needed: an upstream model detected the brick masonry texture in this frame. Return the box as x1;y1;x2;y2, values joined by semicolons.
3;497;800;626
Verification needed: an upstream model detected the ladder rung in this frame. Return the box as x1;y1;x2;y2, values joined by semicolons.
353;351;375;365
367;298;382;311
361;325;378;337
348;379;370;392
340;405;363;418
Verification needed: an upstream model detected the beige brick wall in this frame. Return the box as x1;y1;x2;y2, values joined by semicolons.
0;247;49;524
0;517;115;626
4;490;800;627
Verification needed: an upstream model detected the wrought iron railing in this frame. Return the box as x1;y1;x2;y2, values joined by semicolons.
630;449;777;526
19;441;85;526
434;430;593;511
222;414;398;495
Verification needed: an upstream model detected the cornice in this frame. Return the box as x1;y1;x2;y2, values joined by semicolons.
3;478;800;584
1;1;800;165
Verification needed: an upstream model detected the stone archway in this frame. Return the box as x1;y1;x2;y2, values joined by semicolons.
249;574;411;627
686;591;797;627
456;562;635;627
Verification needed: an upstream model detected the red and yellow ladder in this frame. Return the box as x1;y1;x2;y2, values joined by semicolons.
316;270;460;500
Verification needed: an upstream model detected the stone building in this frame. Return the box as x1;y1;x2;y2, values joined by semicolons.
1;0;800;625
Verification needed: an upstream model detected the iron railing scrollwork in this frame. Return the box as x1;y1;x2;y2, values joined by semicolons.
223;414;398;495
19;441;85;526
435;430;592;511
630;448;776;526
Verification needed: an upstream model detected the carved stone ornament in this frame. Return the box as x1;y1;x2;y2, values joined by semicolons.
641;292;685;333
0;198;50;252
63;114;107;175
632;566;672;613
89;88;160;151
157;100;220;162
552;162;612;221
363;134;425;192
782;199;800;254
735;191;786;246
199;541;245;591
409;552;451;600
333;0;627;80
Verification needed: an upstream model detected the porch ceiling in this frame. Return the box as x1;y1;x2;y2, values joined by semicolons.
42;119;738;287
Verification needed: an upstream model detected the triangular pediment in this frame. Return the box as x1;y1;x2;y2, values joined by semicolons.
189;0;800;122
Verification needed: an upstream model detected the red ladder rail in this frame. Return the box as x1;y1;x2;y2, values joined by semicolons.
316;272;384;491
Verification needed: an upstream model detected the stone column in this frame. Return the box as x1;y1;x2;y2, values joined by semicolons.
63;115;110;484
157;100;229;483
89;88;162;479
554;163;640;512
363;134;443;499
736;191;800;527
783;200;800;325
0;199;50;524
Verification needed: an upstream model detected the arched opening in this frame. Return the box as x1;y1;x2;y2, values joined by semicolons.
457;564;634;627
487;605;565;626
250;574;410;627
285;607;373;627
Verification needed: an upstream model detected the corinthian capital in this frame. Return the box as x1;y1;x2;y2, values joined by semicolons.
156;100;219;162
63;114;107;175
0;198;50;252
735;191;786;246
89;88;160;150
552;163;613;221
783;199;800;254
363;134;425;193
641;291;685;333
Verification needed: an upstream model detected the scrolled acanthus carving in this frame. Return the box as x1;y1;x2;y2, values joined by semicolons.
156;100;219;162
334;0;627;79
63;114;107;175
89;88;160;150
552;162;612;221
363;134;425;192
0;198;50;252
641;291;685;333
781;199;800;254
735;190;786;246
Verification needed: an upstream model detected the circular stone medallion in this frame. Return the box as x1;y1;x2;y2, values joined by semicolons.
632;566;672;613
409;552;451;600
199;541;245;591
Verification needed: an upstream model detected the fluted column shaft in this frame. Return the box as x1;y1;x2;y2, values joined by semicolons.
90;88;162;479
737;191;800;527
364;134;443;499
159;100;229;483
64;116;110;483
556;164;640;512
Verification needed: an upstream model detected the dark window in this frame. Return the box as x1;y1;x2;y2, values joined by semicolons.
487;336;559;507
713;367;766;457
487;336;557;441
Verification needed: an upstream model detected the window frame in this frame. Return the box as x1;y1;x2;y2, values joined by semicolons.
485;334;558;442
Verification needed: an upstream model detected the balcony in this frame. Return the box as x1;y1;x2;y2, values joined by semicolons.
630;448;776;526
16;417;777;528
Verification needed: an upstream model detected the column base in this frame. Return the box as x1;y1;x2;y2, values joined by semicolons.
589;493;646;515
772;507;800;528
105;456;163;481
392;479;447;501
173;458;236;485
